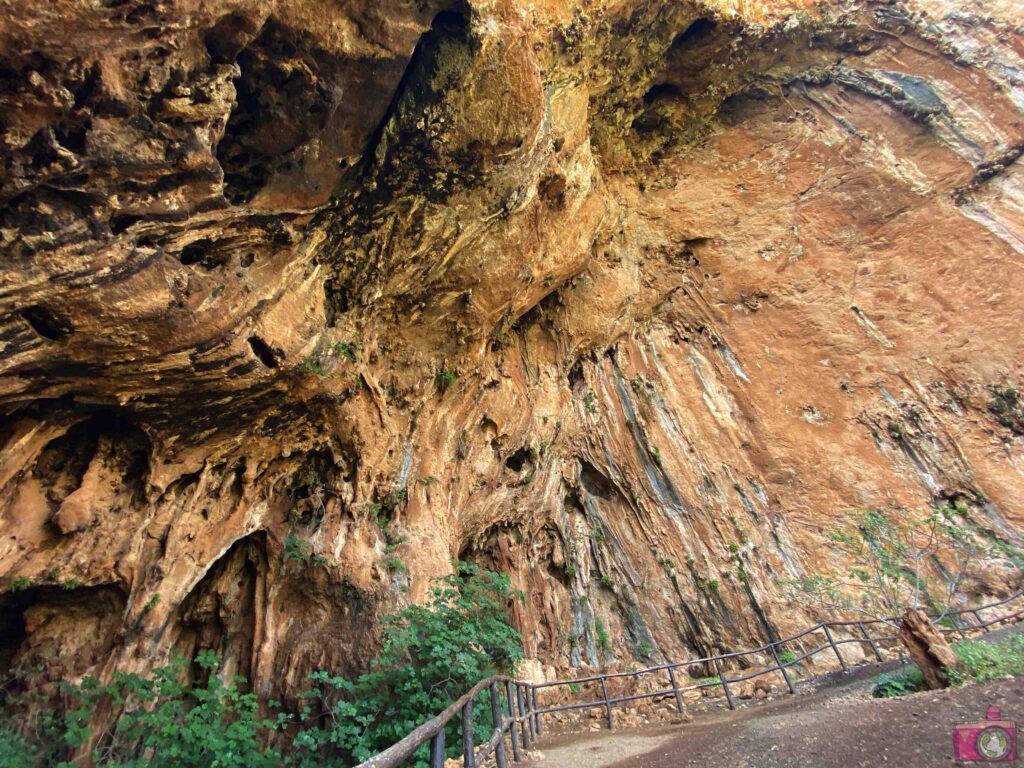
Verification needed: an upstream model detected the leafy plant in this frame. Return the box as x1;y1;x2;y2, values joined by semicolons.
1;566;524;768
948;634;1024;685
2;652;284;767
383;556;406;573
778;650;796;665
873;634;1024;698
289;563;523;766
781;508;991;627
142;593;160;614
873;667;924;698
5;577;30;593
599;574;615;588
299;356;327;377
594;617;612;654
582;391;598;415
988;386;1023;433
563;565;578;577
435;368;457;392
284;532;316;563
61;579;82;591
331;339;360;363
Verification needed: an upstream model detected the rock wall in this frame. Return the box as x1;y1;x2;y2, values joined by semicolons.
1;0;1023;702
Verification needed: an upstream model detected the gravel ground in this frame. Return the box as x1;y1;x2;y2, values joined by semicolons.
525;626;1024;768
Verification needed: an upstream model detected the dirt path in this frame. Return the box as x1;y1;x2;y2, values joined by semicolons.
525;641;1024;768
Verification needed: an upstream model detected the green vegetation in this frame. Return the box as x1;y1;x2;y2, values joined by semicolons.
778;650;797;665
988;386;1023;432
284;532;326;565
435;367;457;392
599;574;615;588
0;564;522;768
874;634;1024;698
5;577;30;593
141;593;160;614
594;617;612;654
383;556;406;573
299;356;327;377
582;391;598;415
781;508;990;622
875;636;1009;697
886;421;903;440
563;565;578;577
60;579;81;591
636;639;653;660
331;337;360;363
591;527;606;542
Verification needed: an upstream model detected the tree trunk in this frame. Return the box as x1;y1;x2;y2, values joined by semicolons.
899;607;958;690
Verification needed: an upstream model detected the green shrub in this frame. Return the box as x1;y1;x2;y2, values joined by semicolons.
949;634;1024;685
435;368;457;392
2;652;283;767
0;724;45;768
873;634;1024;698
299;356;326;377
599;574;614;588
1;564;522;768
778;650;796;665
5;577;30;593
594;618;612;654
873;667;925;698
141;593;160;613
290;562;523;766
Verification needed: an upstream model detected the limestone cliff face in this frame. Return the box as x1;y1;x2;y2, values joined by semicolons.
1;0;1023;701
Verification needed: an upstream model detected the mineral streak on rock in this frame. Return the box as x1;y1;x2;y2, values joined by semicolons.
0;0;1022;702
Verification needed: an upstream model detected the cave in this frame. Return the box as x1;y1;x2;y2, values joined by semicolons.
2;0;1024;762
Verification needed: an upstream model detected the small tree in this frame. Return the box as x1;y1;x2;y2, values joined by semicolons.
290;561;524;766
783;507;997;688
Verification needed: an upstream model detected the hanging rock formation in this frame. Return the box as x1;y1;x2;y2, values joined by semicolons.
1;0;1023;702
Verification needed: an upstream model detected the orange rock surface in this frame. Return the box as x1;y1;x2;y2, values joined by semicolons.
0;0;1022;701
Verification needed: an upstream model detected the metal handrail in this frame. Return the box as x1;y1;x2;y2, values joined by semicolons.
357;591;1023;766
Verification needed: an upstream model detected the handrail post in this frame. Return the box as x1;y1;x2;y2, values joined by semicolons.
532;687;542;737
462;700;475;768
972;610;989;633
430;728;445;768
713;657;735;710
599;675;614;730
516;685;531;749
769;643;796;695
858;621;884;662
505;681;522;763
823;625;848;673
523;684;535;745
489;682;508;768
667;665;685;713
